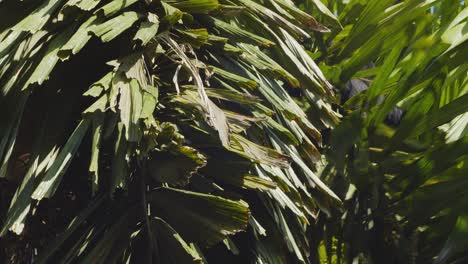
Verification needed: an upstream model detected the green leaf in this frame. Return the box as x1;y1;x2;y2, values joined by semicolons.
119;79;143;142
366;42;404;104
391;93;468;145
148;187;250;246
222;173;278;191
133;13;159;46
24;28;74;88
111;122;128;193
31;119;91;200
152;217;204;263
59;15;100;58
12;0;65;33
148;146;207;186
237;0;312;38
161;2;184;26
0;96;27;178
207;17;275;47
278;28;333;95
183;85;260;104
239;43;300;88
83;71;113;97
435;214;468;264
230;134;290;168
89;113;104;194
300;0;339;25
0;158;38;236
63;0;101;11
441;19;468;55
210;65;258;90
94;0;138;17
91;12;140;42
83;94;108;114
176;28;209;49
170;0;219;14
140;85;158;119
79;207;135;264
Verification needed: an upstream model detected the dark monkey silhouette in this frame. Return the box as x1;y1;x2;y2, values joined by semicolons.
341;68;404;127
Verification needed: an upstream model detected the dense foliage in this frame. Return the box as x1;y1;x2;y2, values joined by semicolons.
314;1;468;263
0;0;466;263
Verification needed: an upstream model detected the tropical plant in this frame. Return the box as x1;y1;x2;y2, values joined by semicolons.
307;1;468;263
0;0;342;263
1;0;467;263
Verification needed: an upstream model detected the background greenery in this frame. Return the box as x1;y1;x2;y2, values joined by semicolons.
0;0;466;263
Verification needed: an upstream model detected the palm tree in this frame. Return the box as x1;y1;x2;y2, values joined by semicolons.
1;0;467;263
0;0;340;263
